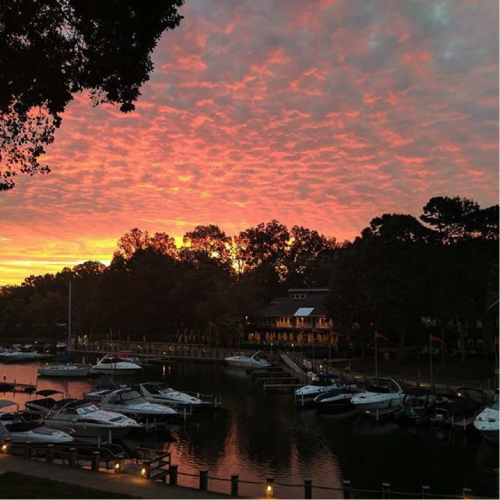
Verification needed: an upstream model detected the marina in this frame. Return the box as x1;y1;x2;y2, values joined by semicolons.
0;356;498;499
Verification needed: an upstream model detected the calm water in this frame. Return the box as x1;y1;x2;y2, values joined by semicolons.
1;360;498;499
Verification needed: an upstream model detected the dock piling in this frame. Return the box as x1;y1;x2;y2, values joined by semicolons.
199;469;209;491
231;474;239;496
343;480;351;499
382;482;391;498
304;479;312;499
91;450;100;472
422;485;431;498
169;464;178;486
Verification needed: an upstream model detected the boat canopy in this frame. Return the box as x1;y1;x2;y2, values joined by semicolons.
36;389;64;397
0;400;16;409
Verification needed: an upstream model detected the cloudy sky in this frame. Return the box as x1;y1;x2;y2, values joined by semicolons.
0;0;498;285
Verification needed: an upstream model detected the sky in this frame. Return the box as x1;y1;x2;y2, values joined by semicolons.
0;0;498;286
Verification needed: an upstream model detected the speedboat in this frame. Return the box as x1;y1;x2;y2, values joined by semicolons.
25;389;64;416
137;382;216;409
100;388;180;422
0;400;74;444
90;354;142;375
225;351;271;368
398;388;444;425
351;378;404;418
44;398;141;438
474;390;499;443
432;387;484;432
38;363;90;377
0;348;46;362
295;374;340;405
313;380;363;410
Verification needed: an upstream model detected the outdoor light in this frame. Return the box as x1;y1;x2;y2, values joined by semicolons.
2;444;7;453
114;462;121;474
266;477;275;499
141;468;147;478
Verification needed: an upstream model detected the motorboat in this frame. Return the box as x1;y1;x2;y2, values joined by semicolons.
313;380;363;410
398;388;445;425
136;382;221;409
474;398;499;444
351;377;404;418
25;390;64;416
90;354;142;375
100;388;180;423
295;374;340;405
44;398;141;439
83;387;114;403
0;400;74;444
0;347;47;363
225;351;271;368
38;363;90;377
431;387;484;432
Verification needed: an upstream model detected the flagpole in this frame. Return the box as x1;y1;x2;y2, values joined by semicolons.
429;334;433;390
375;333;378;378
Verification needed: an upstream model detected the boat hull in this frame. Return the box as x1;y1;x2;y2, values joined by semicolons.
38;366;89;377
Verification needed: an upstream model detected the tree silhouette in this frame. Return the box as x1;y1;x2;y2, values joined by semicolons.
0;0;184;190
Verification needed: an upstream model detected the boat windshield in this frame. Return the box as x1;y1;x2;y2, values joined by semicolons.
491;401;499;411
76;405;99;415
311;378;335;387
120;391;147;404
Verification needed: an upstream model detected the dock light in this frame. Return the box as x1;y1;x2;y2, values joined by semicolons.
266;477;275;499
2;444;7;453
114;462;121;474
141;468;147;478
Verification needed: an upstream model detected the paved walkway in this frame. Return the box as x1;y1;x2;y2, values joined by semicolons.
0;455;243;499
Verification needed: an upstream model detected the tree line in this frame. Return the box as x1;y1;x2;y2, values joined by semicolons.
0;196;498;362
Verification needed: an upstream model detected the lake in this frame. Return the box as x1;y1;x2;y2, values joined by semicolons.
1;360;498;499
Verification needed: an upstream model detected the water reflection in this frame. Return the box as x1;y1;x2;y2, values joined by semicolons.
0;360;498;499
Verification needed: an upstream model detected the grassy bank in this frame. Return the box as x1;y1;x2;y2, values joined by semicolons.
0;472;137;499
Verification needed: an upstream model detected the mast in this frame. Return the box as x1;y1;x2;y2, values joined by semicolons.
68;280;72;353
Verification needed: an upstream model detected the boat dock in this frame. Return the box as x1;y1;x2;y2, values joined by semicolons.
0;380;37;394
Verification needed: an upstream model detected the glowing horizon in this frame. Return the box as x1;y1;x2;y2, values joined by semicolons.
0;0;498;287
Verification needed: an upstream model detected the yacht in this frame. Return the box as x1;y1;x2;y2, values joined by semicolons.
0;401;74;444
90;354;142;375
100;388;180;422
431;387;484;432
225;351;271;368
312;380;363;410
295;374;340;405
351;378;404;418
474;390;499;443
136;382;220;409
44;398;141;438
398;388;444;425
38;363;90;377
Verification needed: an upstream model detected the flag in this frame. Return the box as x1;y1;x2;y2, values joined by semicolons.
430;335;444;343
375;332;388;341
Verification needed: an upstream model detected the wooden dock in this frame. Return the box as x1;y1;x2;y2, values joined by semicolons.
0;380;37;393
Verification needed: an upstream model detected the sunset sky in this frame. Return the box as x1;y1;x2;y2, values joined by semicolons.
0;0;498;286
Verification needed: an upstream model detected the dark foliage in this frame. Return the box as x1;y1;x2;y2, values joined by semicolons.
0;0;184;190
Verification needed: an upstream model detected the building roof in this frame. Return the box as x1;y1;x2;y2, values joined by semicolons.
253;292;328;318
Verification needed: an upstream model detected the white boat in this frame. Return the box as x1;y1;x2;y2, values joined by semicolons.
225;351;271;368
100;388;179;421
0;348;46;362
351;378;404;418
38;363;90;377
0;401;74;444
44;398;141;439
137;382;219;409
90;354;142;375
295;374;340;404
474;390;499;443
